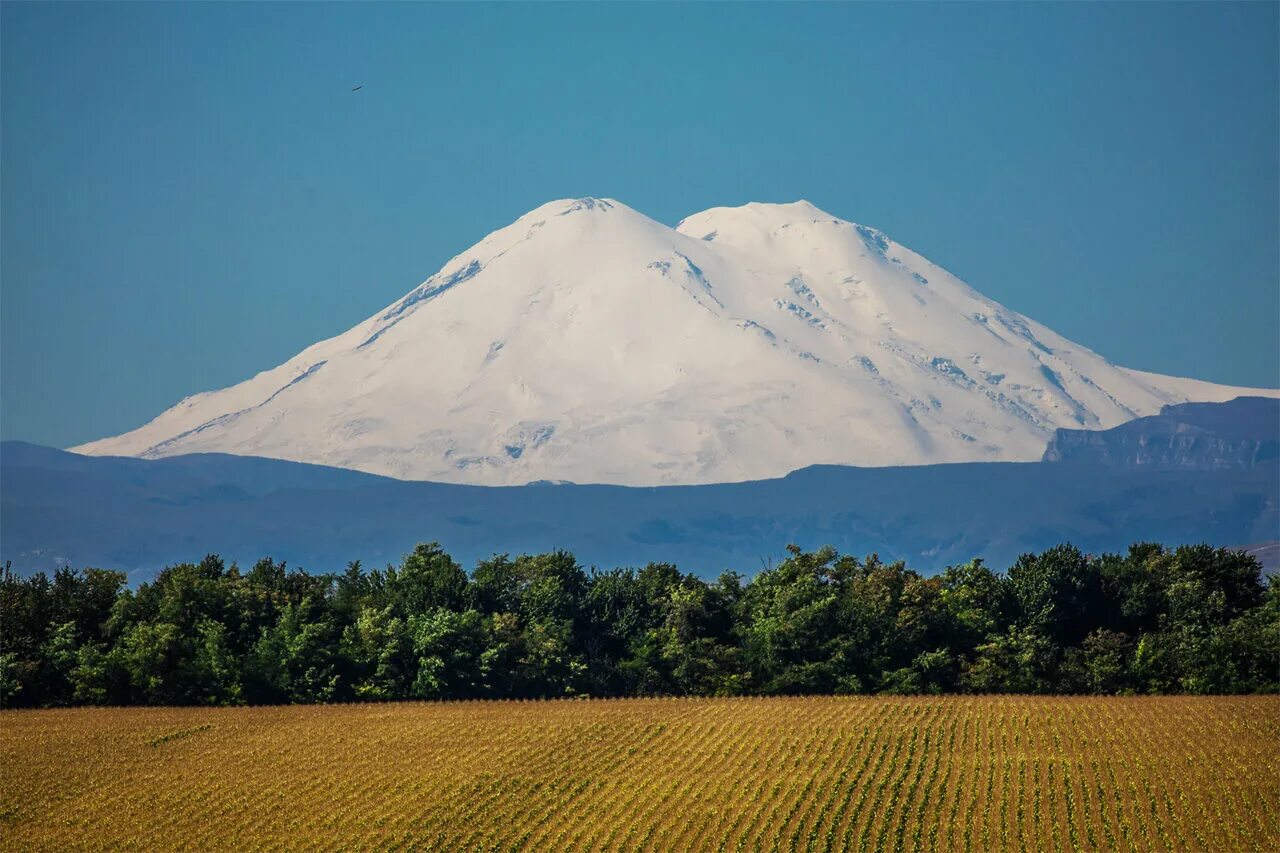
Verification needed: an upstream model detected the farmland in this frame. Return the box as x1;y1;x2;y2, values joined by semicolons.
3;696;1277;851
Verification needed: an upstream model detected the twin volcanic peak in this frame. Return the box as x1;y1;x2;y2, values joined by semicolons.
73;197;1271;486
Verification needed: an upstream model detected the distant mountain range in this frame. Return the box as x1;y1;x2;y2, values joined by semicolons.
70;197;1272;486
1044;396;1279;470
4;398;1275;580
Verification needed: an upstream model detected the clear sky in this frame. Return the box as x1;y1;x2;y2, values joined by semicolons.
3;2;1277;448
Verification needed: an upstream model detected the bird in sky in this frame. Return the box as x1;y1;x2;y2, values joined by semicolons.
351;85;362;92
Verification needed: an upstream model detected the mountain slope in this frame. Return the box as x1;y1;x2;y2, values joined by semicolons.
1043;396;1280;470
72;198;1273;485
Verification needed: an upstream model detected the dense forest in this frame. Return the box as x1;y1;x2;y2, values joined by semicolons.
2;541;1276;707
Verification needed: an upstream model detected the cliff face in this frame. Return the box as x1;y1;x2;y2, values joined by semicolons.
1042;397;1279;471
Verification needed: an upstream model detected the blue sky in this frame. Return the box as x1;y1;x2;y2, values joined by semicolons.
3;2;1277;447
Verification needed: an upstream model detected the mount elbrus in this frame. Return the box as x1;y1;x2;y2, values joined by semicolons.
74;198;1268;486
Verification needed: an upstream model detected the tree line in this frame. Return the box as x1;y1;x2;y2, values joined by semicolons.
2;541;1276;707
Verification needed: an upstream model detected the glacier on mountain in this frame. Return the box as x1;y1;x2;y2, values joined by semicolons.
72;198;1276;485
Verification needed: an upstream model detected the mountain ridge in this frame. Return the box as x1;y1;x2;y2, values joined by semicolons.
72;197;1275;485
6;434;1275;580
1043;396;1280;470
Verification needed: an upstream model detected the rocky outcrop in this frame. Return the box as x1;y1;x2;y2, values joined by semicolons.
1042;396;1279;471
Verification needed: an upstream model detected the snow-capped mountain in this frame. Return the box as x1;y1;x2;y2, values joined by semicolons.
73;198;1273;485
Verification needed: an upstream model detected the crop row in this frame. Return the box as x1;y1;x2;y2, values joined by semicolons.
1;695;1277;851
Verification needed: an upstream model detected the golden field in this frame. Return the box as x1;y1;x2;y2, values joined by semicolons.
2;695;1277;851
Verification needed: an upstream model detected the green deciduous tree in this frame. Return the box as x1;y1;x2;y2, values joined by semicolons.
1;541;1275;708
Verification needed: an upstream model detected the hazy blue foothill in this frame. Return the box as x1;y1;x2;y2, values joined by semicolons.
1044;396;1280;468
2;399;1274;581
